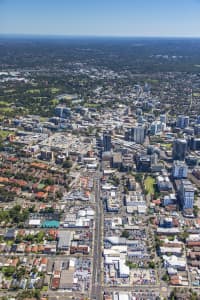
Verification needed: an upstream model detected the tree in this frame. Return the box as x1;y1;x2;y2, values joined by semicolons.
155;236;164;248
35;231;45;243
9;205;29;224
16;290;41;300
28;205;36;213
124;186;129;194
135;173;143;183
2;266;15;278
148;261;155;269
162;273;169;281
191;293;198;300
111;175;120;186
56;191;63;199
63;159;72;169
121;230;130;239
125;261;137;269
44;178;54;185
15;234;22;244
15;267;26;280
179;230;189;242
43;206;55;214
26;234;34;242
193;205;199;217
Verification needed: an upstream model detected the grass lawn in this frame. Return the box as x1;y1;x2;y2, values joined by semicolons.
6;240;13;246
40;116;48;122
162;143;172;150
25;89;40;94
50;87;60;93
146;79;159;84
51;99;59;105
0;130;14;139
4;89;16;94
144;176;155;195
84;103;101;108
1;107;13;113
0;101;11;107
193;92;200;97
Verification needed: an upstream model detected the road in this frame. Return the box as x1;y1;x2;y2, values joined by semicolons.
188;172;200;189
189;88;193;111
104;285;160;292
91;170;103;300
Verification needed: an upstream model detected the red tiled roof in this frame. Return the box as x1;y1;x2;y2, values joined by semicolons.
36;192;48;199
41;257;48;265
187;241;200;247
51;277;60;289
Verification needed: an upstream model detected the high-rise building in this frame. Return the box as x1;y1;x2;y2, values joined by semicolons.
125;126;146;144
190;137;200;151
172;161;188;179
176;115;189;129
103;132;112;152
150;121;162;135
55;106;71;118
179;180;194;210
136;108;143;116
131;126;145;144
160;114;167;124
172;139;187;161
194;124;200;136
136;154;151;172
40;148;54;161
196;116;200;124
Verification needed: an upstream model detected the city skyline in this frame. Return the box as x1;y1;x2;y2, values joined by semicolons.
1;0;200;37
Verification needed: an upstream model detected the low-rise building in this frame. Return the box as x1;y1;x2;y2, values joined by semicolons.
57;231;73;251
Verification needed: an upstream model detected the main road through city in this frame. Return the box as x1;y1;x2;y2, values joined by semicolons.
91;169;103;300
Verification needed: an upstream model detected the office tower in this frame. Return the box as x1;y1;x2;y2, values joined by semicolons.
103;132;112;152
55;106;71;118
160;114;167;124
176;115;189;129
179;180;194;210
150;121;162;135
196;116;200;124
172;139;187;161
131;126;145;144
194;125;200;136
190;137;200;151
172;161;188;179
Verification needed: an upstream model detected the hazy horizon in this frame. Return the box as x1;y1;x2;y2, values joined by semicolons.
1;0;200;38
1;33;200;40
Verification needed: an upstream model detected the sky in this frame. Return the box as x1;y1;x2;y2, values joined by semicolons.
0;0;200;37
